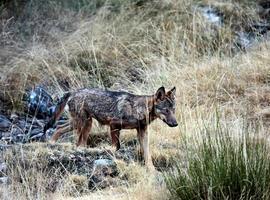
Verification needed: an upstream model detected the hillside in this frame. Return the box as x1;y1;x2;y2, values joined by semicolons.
1;0;270;199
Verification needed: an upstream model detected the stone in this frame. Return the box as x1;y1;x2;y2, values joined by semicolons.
89;159;118;189
29;131;46;142
0;177;9;185
93;159;115;168
198;6;223;26
0;115;11;131
0;162;7;174
26;86;54;119
0;144;12;150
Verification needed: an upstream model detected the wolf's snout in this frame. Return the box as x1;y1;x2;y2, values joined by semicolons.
168;122;178;127
163;119;178;127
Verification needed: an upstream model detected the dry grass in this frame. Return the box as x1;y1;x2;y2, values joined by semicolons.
1;0;270;199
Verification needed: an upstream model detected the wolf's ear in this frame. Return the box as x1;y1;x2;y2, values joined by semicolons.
155;86;165;101
167;87;176;98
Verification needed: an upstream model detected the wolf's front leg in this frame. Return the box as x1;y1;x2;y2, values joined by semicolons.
110;126;121;150
138;126;154;170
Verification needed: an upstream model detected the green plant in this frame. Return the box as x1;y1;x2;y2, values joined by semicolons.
165;121;270;200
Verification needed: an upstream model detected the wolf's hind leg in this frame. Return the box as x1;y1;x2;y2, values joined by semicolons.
110;126;120;150
136;128;144;161
77;117;92;147
51;121;73;143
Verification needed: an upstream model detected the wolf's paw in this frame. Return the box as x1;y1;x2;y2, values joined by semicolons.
146;161;156;172
49;139;56;144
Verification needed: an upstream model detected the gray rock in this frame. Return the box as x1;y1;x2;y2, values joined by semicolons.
198;6;223;26
89;159;118;189
236;31;254;49
1;136;12;143
0;177;9;185
26;86;54;119
91;159;116;178
0;144;12;150
11;127;24;136
29;131;46;142
0;115;11;131
45;128;55;139
93;159;115;168
16;120;28;129
0;162;7;173
29;128;43;136
10;127;25;143
92;158;118;176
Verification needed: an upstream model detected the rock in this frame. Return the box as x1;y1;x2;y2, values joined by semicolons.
0;177;9;185
11;126;24;135
259;1;270;9
29;131;46;142
93;159;115;169
116;148;136;162
15;119;27;129
0;126;25;144
0;115;11;131
236;31;254;49
16;117;45;130
0;144;12;150
1;134;12;143
25;86;54;119
10;113;18;121
252;22;270;35
45;128;55;139
11;127;25;143
198;6;223;26
0;163;7;172
89;159;118;189
89;175;117;190
28;128;43;136
0;162;7;174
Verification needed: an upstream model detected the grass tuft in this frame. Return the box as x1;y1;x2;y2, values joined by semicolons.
165;119;270;200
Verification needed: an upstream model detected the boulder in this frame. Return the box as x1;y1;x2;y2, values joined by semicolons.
89;158;118;189
25;86;54;119
0;115;11;132
0;177;8;185
0;162;7;174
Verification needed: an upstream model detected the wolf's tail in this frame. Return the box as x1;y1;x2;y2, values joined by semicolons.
43;92;71;133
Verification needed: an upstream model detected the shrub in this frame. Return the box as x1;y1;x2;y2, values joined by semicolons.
165;121;270;200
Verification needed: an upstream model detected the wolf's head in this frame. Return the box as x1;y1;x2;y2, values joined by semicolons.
154;86;178;127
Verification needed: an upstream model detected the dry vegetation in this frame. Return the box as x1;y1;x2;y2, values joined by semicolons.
1;0;270;199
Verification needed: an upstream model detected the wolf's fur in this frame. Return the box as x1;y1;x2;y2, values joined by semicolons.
44;86;178;167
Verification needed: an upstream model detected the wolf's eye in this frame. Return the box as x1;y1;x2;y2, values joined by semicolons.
165;108;169;113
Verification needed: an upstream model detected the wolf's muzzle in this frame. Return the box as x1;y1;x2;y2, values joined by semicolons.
163;119;178;127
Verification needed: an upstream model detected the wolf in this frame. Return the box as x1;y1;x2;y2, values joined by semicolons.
44;86;178;167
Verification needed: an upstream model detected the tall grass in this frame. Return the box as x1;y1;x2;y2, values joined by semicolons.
165;118;270;200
